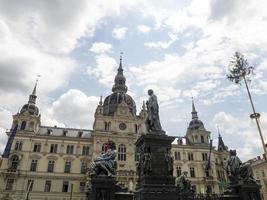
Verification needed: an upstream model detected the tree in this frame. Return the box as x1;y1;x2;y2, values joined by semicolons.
227;52;266;159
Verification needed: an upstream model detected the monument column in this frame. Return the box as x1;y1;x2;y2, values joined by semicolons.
135;90;177;200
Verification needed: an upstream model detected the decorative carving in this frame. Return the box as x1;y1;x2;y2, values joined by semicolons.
119;122;127;130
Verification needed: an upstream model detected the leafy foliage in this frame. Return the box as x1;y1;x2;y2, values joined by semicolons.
227;52;254;84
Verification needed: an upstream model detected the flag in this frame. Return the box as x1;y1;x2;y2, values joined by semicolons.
2;125;18;158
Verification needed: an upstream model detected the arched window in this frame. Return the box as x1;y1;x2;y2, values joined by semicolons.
107;122;111;131
135;124;138;133
10;155;19;171
118;144;126;161
201;135;205;143
102;143;109;153
104;122;108;131
29;122;35;131
21;121;27;130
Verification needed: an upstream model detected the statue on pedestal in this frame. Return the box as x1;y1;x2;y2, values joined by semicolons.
225;149;255;183
145;89;164;133
89;141;117;177
175;172;194;194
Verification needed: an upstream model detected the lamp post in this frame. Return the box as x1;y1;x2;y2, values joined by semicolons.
227;52;266;159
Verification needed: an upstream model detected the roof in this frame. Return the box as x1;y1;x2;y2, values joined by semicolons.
37;126;92;138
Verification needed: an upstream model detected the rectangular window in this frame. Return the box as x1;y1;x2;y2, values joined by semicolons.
62;181;69;192
30;160;38;172
81;161;87;174
202;153;208;161
44;180;51;192
188;152;194;161
82;146;90;156
50;144;58;153
47;160;55;173
64;161;71;173
174;152;181;160
14;141;23;151
190;167;195;178
79;182;86;192
27;180;34;192
176;167;181;177
33;143;41;152
5;179;14;190
66;145;74;154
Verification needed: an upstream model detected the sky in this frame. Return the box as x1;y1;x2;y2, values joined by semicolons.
0;0;267;161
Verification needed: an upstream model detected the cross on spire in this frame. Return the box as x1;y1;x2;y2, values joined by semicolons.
112;53;128;93
191;97;198;120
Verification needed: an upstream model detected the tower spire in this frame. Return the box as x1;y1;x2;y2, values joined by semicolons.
191;97;198;120
99;95;103;106
217;126;227;151
112;52;128;93
28;79;38;104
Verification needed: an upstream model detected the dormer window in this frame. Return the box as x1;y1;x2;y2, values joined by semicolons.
78;131;83;138
63;130;68;136
47;129;52;135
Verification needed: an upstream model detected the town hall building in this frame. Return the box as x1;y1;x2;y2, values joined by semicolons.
0;57;229;200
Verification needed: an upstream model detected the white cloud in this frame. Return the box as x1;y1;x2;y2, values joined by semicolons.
213;111;267;161
48;89;99;129
144;33;177;49
87;54;118;87
0;108;12;153
136;25;151;33
90;42;113;54
112;26;128;40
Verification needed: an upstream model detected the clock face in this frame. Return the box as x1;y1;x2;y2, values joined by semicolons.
119;123;127;130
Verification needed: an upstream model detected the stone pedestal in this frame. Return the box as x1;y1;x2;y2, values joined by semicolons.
90;176;117;200
224;183;262;200
135;133;177;200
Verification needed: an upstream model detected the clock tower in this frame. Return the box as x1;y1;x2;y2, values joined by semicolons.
91;55;147;189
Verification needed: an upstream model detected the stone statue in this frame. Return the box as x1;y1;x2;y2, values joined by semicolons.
165;148;174;175
140;146;152;175
175;171;193;194
146;89;164;133
225;149;255;183
90;141;117;177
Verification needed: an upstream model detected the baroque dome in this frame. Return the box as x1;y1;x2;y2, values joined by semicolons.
188;119;205;130
103;92;136;116
20;103;39;116
102;55;136;116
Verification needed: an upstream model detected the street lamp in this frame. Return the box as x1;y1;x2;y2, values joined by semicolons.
227;52;267;159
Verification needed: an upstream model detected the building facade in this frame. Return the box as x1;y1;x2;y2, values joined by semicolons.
0;58;229;200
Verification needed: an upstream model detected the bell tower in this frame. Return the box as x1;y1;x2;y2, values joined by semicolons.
12;81;41;133
186;98;210;145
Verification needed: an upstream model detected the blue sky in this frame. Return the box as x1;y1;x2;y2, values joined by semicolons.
0;0;267;161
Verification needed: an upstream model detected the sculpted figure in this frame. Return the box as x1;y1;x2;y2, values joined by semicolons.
175;172;193;193
143;147;152;175
226;149;255;183
140;146;152;175
165;148;174;175
146;89;164;133
90;141;117;177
